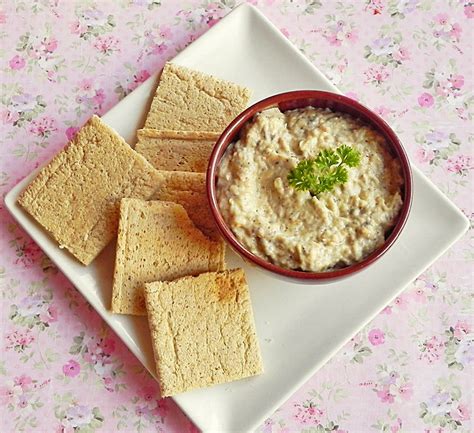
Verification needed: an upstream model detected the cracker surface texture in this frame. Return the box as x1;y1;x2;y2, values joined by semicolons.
150;170;220;240
17;115;160;265
135;129;219;172
144;62;251;133
111;199;225;315
145;268;263;396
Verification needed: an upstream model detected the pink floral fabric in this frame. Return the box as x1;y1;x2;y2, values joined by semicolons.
0;1;472;432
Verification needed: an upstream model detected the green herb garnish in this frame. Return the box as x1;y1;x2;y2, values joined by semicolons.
287;145;361;197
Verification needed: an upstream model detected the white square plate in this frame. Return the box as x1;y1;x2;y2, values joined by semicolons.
4;4;469;432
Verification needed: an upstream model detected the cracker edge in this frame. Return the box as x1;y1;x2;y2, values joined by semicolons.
110;198;135;314
138;128;220;141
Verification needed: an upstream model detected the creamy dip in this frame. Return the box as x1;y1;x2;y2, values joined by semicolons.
217;107;404;272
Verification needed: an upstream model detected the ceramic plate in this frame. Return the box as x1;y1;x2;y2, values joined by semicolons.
4;4;469;433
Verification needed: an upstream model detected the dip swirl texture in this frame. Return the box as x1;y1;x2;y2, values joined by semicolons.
217;107;404;272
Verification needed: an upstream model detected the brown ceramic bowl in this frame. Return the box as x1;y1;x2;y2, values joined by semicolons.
207;91;413;282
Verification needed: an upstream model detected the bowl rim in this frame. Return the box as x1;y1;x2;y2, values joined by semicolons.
206;90;413;281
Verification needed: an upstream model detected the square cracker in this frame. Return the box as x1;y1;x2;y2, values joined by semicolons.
17;115;161;265
111;199;225;316
145;268;263;397
135;129;220;173
144;62;251;133
150;170;220;240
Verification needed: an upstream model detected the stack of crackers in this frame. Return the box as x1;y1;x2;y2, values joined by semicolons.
17;63;263;397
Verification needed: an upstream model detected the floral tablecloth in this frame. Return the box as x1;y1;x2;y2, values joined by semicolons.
0;1;472;432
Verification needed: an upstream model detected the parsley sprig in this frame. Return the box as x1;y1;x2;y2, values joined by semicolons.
287;145;361;197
